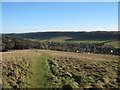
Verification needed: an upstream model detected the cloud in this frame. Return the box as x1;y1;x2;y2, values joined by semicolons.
3;24;118;33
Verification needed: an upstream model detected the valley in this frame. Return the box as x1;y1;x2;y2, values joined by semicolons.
1;31;120;89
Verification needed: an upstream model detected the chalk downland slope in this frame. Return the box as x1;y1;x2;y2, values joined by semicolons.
2;49;120;88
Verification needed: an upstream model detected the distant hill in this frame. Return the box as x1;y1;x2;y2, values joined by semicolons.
3;31;119;42
1;35;120;55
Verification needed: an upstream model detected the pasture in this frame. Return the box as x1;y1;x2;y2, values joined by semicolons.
1;49;119;88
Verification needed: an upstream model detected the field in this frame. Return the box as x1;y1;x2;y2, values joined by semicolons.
103;41;120;49
30;36;108;43
2;2;120;89
4;32;119;49
1;49;120;89
2;50;40;88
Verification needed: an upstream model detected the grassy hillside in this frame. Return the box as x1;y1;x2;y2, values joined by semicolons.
2;49;120;89
103;41;120;49
2;50;40;88
4;31;119;42
3;31;119;49
28;53;55;88
2;36;120;57
36;36;109;43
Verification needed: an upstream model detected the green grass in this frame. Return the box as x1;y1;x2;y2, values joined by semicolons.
2;50;119;88
48;37;72;42
32;36;108;43
28;53;54;88
67;40;107;43
103;41;120;48
35;37;72;42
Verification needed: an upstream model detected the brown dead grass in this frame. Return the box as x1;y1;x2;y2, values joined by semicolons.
2;50;40;88
1;49;119;88
35;49;119;62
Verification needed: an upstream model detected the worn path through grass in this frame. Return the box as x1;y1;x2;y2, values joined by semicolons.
2;50;119;88
28;53;54;88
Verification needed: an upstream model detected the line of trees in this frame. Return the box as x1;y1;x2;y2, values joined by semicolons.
1;36;120;55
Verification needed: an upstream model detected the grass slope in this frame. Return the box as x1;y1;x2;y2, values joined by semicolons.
2;50;120;88
103;41;120;49
28;53;54;88
47;56;119;88
4;31;119;42
2;50;40;88
36;36;109;43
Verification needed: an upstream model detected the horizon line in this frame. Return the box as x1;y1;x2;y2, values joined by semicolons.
2;30;119;34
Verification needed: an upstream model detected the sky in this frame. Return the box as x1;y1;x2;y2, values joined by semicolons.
2;2;118;33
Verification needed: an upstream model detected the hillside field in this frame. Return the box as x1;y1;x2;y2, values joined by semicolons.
4;31;120;49
1;49;120;89
4;32;119;42
103;41;120;49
